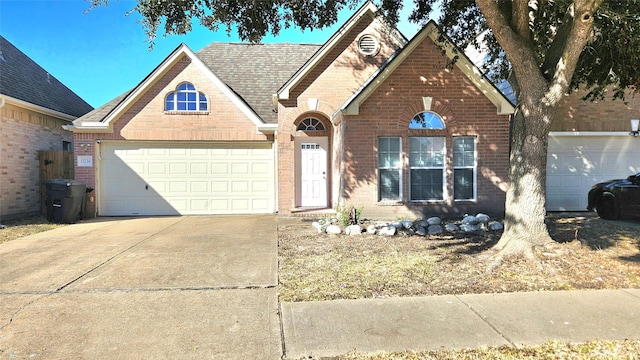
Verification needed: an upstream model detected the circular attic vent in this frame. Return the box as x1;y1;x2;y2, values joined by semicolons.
358;35;379;56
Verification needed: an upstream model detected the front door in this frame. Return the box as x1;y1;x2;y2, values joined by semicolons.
300;141;327;207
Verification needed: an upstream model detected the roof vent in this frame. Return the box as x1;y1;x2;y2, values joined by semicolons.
358;35;379;56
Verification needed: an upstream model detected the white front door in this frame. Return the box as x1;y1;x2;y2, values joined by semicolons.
300;141;327;207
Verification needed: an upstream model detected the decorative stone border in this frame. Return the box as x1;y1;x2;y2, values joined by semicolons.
312;213;504;236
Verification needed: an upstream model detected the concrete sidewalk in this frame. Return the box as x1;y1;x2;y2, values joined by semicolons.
281;289;640;359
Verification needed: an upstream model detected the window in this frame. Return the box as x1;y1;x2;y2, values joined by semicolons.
409;111;445;130
378;137;402;201
453;137;476;200
165;82;208;111
409;137;445;201
297;118;325;131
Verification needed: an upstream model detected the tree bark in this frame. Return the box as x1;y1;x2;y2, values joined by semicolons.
493;99;555;259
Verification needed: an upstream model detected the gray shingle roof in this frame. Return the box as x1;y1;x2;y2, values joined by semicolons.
0;35;93;118
197;43;322;124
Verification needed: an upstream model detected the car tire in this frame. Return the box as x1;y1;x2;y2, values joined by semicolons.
596;194;619;220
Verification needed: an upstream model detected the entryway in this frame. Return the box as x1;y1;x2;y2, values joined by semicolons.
295;137;328;208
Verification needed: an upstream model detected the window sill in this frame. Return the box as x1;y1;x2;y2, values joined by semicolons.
454;199;477;203
409;200;446;204
377;201;404;206
164;111;210;115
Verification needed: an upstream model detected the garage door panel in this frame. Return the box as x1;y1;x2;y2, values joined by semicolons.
547;135;639;211
100;142;275;216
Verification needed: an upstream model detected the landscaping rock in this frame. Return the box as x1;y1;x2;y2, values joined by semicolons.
461;215;479;225
311;221;324;233
489;221;504;231
378;226;396;236
445;223;459;232
345;225;363;236
414;225;427;236
366;224;377;234
326;225;342;235
427;217;442;225
476;213;490;223
460;223;481;232
389;221;403;229
428;224;443;235
401;220;414;229
414;219;429;228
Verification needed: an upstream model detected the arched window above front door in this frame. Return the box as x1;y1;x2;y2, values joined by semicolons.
409;111;445;130
297;118;325;131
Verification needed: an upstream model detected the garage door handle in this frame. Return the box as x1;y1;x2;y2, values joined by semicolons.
145;185;148;190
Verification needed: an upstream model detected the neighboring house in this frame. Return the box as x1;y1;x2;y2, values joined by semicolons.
546;90;640;211
65;2;515;219
0;35;93;220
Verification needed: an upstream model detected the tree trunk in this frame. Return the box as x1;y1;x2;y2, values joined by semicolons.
493;95;555;259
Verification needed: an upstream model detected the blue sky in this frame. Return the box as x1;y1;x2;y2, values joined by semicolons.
0;0;424;109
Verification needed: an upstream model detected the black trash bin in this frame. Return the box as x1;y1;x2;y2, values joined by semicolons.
44;179;87;224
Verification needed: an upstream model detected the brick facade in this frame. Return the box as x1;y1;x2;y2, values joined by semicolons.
552;88;640;132
277;16;402;213
341;36;510;219
74;55;271;217
0;103;72;220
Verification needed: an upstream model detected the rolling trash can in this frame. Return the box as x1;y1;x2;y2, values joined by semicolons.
44;179;87;224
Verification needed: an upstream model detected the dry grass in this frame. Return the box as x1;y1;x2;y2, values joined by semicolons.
331;339;640;359
0;215;67;244
278;214;640;302
279;214;640;360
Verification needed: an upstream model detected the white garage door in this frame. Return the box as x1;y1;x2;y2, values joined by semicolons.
99;142;275;216
546;133;639;211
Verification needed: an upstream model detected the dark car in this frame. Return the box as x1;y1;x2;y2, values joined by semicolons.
587;173;640;219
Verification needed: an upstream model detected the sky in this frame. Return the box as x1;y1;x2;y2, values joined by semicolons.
0;0;424;109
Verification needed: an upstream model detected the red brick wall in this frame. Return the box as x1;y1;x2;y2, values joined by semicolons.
74;55;271;217
277;16;403;213
1;103;73;219
343;36;511;220
552;87;640;131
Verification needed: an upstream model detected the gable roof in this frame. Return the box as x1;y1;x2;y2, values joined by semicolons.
276;0;407;101
0;35;93;120
339;21;515;117
68;43;280;133
198;43;321;124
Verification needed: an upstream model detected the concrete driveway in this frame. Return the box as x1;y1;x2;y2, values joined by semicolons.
0;215;281;359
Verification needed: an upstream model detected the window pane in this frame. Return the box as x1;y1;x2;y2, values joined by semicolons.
187;102;197;110
453;137;475;167
177;101;187;111
411;169;443;200
409;112;445;129
199;92;208;111
454;169;474;200
178;83;194;91
165;94;175;110
409;137;444;167
379;169;400;200
187;92;196;101
378;138;401;168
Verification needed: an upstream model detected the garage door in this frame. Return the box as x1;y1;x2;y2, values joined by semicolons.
99;142;275;216
546;134;639;211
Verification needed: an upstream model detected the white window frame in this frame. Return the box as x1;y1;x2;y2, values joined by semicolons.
165;82;208;112
453;136;477;201
409;137;446;202
377;137;402;201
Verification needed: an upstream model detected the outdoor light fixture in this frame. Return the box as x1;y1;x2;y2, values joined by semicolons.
631;119;640;137
80;142;91;150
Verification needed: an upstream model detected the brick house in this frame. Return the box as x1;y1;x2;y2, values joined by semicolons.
0;36;93;220
66;2;516;219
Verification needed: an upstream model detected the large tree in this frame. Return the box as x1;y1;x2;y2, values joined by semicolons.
92;0;640;258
